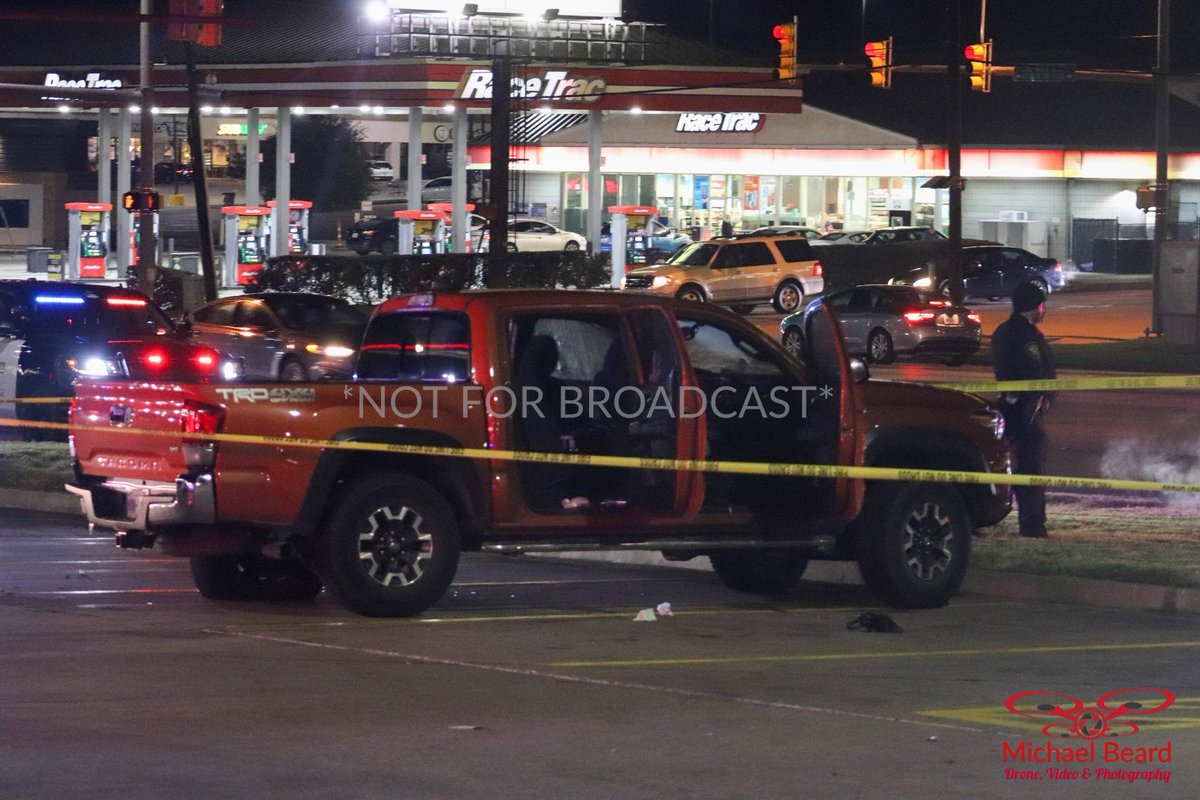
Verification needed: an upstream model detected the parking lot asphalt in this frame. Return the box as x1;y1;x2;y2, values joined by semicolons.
1;508;1196;800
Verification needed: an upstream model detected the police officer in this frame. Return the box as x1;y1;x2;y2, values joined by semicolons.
991;281;1055;537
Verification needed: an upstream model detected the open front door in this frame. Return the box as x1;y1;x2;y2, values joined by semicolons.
801;299;862;515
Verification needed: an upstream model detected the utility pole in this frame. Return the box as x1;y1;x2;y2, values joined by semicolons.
487;57;512;260
945;0;964;305
137;0;157;296
1151;0;1170;333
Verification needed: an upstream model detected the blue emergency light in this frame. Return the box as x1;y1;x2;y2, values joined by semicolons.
35;295;86;305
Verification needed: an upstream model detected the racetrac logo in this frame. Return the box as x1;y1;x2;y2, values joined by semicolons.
675;112;765;133
457;69;606;103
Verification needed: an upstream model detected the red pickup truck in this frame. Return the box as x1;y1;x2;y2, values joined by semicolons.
68;290;1011;617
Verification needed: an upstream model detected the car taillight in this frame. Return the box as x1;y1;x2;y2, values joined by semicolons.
1054;262;1063;272
192;347;220;373
812;260;823;278
143;349;167;369
928;299;950;307
902;310;936;325
967;312;982;324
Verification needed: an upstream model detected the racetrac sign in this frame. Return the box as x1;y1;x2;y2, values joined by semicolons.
675;112;765;133
457;69;606;103
44;72;124;90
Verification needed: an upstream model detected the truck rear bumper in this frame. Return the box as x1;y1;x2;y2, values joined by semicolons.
66;473;216;532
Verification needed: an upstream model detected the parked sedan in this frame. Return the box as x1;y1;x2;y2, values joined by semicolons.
368;161;394;181
749;225;823;239
780;284;981;366
814;230;871;244
599;220;691;255
186;293;369;381
953;245;1065;300
506;219;587;252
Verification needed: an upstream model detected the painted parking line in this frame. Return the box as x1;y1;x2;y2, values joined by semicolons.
921;696;1200;733
208;628;988;734
547;640;1200;669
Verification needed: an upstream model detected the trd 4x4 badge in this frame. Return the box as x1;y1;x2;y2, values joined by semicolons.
1005;688;1175;739
215;387;317;404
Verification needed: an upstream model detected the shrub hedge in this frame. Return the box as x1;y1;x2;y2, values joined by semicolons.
245;252;614;304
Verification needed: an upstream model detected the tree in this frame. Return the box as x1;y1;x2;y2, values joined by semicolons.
259;115;373;210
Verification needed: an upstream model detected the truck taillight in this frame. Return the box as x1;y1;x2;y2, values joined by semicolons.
813;260;823;278
182;402;223;469
183;402;223;435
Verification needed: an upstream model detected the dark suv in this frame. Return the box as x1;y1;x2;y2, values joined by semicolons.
348;217;399;255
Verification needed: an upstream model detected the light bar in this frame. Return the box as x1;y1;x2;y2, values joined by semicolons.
35;295;86;305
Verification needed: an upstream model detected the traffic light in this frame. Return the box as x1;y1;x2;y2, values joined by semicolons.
964;40;993;93
773;22;798;81
864;37;893;89
122;191;162;212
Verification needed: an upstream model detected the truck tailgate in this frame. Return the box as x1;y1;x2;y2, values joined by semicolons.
70;380;215;484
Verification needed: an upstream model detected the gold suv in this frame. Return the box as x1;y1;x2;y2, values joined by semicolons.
620;234;824;314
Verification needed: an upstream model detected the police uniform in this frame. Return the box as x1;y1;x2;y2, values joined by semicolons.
991;283;1055;537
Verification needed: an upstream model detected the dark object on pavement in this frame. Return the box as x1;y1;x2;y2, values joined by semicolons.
846;611;904;633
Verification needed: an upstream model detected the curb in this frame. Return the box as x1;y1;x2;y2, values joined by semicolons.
0;486;82;516
4;488;1197;615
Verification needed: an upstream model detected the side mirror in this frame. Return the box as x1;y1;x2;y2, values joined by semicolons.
849;357;870;384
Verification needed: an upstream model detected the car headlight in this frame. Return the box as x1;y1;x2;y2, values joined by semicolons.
305;344;356;358
619;277;627;289
69;356;124;378
221;358;245;381
651;275;671;289
913;277;933;288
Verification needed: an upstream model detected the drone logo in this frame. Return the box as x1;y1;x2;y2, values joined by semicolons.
1005;688;1175;739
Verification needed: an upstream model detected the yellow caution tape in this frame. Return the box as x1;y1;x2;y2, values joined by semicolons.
4;417;1199;495
0;397;73;405
934;374;1200;393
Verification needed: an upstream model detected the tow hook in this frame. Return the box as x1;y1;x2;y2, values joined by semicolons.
115;530;156;550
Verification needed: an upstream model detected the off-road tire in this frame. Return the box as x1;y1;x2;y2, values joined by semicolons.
190;554;323;601
855;481;971;608
709;550;809;594
317;474;461;617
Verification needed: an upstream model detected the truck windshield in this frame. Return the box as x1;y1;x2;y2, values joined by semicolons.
356;311;470;382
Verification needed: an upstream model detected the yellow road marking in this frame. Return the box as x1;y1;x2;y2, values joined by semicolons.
921;696;1200;733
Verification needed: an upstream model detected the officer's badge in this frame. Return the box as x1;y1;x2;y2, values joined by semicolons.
1025;342;1040;361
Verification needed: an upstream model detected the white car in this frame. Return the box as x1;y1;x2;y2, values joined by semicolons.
421;176;454;203
368;161;393;181
506;219;587;252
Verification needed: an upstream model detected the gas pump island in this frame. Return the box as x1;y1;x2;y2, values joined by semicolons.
64;202;112;279
608;205;659;287
266;199;313;254
221;205;270;286
394;209;447;255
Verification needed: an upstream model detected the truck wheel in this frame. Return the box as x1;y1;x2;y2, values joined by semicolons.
855;482;970;609
190;554;323;601
317;474;460;617
709;550;808;594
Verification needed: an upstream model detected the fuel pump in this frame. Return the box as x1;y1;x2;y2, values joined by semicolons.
607;205;659;288
394;209;447;255
426;203;476;253
64;202;112;280
265;199;313;254
221;205;270;286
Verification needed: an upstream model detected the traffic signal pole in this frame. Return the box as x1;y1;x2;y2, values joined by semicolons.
137;0;157;296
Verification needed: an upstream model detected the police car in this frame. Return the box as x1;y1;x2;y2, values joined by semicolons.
0;280;241;440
